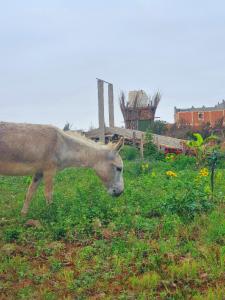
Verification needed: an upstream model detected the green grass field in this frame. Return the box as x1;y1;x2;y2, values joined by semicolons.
0;155;224;299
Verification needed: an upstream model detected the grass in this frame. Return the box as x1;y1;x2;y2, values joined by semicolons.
0;155;224;299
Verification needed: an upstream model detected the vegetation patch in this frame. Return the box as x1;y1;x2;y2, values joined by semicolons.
0;151;224;299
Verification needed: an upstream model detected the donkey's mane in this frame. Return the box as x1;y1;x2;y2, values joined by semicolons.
63;130;110;150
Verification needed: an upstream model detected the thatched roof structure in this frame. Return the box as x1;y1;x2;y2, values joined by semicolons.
120;90;161;131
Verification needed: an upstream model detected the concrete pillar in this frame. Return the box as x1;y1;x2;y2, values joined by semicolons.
98;79;105;143
108;83;114;128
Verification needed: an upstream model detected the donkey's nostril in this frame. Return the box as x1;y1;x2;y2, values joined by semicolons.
112;188;123;197
108;187;123;197
114;190;122;197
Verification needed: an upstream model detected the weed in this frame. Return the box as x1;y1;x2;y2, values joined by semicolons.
129;271;161;290
4;228;20;242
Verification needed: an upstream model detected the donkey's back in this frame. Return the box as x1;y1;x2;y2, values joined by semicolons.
0;122;60;176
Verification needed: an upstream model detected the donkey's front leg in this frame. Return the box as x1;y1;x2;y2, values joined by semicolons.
43;170;55;205
21;172;43;216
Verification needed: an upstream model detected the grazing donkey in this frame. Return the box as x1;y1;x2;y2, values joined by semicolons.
0;122;124;216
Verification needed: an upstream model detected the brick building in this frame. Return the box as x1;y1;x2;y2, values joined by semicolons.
174;100;225;128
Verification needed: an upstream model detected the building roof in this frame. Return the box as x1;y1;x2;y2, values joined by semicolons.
175;100;225;113
128;90;149;107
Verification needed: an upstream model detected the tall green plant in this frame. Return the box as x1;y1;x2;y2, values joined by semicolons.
186;133;205;167
186;133;219;167
144;130;163;160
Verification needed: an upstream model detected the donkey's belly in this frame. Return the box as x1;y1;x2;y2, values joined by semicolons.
0;161;39;176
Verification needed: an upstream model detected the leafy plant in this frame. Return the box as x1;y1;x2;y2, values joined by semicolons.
144;130;164;160
4;228;20;242
186;133;206;166
186;133;221;167
120;145;139;161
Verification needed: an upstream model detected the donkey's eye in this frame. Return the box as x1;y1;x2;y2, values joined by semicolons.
116;167;122;172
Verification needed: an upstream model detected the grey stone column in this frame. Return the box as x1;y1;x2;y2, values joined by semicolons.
98;79;105;143
108;83;114;128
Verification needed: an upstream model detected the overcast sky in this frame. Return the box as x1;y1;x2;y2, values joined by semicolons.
1;0;225;130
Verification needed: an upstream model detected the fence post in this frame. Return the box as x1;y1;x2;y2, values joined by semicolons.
140;134;144;159
132;131;136;146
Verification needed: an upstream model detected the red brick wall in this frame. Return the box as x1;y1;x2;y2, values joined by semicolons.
176;111;193;125
176;110;225;127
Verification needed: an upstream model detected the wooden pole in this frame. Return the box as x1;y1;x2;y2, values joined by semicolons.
108;83;114;128
98;79;105;143
132;131;136;146
156;136;159;149
140;134;144;159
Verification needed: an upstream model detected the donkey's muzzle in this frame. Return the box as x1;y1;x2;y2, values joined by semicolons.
112;190;123;197
108;186;124;197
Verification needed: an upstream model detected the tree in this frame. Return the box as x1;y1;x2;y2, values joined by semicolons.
149;120;167;135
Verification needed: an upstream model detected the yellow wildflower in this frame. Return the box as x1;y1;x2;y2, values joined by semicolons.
166;170;177;177
199;168;209;177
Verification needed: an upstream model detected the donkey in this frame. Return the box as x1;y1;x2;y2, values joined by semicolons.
0;122;124;216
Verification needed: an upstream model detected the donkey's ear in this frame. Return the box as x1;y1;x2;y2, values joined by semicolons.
113;137;124;152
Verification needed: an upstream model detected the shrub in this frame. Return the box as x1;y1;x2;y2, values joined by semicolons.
52;226;67;240
120;145;139;161
162;179;213;220
4;228;20;242
144;130;164;160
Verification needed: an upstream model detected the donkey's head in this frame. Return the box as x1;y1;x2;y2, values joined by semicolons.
94;138;124;197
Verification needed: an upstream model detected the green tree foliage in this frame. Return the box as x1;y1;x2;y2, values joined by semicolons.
148;120;167;135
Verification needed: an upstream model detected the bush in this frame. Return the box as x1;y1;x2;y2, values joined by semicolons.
120;145;139;161
52;226;67;240
162;180;213;220
144;130;164;160
4;228;20;242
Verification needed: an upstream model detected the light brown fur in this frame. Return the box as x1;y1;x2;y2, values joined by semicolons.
0;122;124;216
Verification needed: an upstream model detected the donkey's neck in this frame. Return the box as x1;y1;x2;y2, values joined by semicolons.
59;134;106;169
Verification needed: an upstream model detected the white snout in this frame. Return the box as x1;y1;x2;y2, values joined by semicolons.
108;180;124;197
